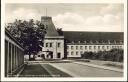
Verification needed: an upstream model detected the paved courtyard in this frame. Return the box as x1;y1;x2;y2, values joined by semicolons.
17;60;123;77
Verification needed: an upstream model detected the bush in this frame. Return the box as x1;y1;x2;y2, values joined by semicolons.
81;49;123;62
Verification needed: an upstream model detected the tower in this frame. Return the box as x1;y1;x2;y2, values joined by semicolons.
36;16;64;60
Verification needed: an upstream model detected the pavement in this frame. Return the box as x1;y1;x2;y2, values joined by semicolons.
73;62;123;72
49;62;123;77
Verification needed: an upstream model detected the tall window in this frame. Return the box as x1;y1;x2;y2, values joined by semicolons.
76;51;78;55
89;46;92;49
67;46;69;49
98;46;100;49
76;46;78;50
107;46;109;49
46;43;48;47
71;46;74;50
67;52;69;55
50;43;52;47
94;46;96;49
102;46;104;49
117;46;119;49
80;51;83;54
57;43;61;48
71;51;74;55
80;46;83;50
85;46;87;49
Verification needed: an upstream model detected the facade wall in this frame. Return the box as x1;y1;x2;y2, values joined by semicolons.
36;37;64;59
67;44;123;58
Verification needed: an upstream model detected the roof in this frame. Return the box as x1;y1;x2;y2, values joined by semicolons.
63;31;124;44
5;28;24;49
41;16;59;37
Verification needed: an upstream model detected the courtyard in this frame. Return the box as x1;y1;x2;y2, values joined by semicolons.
17;59;123;77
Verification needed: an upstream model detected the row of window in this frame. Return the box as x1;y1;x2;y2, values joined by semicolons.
67;51;83;55
67;45;122;50
43;42;61;48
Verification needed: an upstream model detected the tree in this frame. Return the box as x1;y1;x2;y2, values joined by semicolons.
6;19;46;60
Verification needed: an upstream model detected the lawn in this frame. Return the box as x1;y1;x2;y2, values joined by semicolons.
19;63;71;77
42;64;71;77
20;64;51;77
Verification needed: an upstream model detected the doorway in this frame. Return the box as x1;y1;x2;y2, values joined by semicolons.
57;53;61;58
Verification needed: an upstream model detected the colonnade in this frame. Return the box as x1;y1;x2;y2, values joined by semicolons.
5;30;24;77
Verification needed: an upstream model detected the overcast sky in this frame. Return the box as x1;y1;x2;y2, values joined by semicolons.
5;3;124;32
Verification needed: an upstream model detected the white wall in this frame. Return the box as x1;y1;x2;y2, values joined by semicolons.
38;38;64;59
67;44;123;58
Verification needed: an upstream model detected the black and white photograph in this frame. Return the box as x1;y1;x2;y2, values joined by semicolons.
1;0;127;81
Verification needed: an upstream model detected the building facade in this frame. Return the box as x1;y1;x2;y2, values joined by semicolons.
35;16;64;60
35;16;124;60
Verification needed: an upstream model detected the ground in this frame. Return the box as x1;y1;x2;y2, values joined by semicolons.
17;59;123;77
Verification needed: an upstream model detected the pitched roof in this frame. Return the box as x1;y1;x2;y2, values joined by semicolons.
41;16;59;37
63;31;124;43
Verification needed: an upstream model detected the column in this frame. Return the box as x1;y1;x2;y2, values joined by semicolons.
12;44;14;72
11;43;13;75
5;40;8;77
14;45;15;70
17;48;19;67
7;41;9;76
8;43;11;74
15;46;18;68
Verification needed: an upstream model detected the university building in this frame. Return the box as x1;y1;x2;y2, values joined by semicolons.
35;16;124;60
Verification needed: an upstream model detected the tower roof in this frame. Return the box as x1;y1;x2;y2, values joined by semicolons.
41;16;59;37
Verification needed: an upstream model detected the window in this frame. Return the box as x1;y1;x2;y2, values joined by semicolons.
67;52;69;55
107;46;109;49
76;46;78;50
58;43;61;48
80;46;83;50
112;46;114;48
46;43;48;47
71;51;74;55
76;51;78;55
102;46;104;49
50;43;52;47
94;46;96;49
71;46;74;50
80;51;83;54
38;55;40;57
89;46;92;49
85;46;87;49
67;46;69;49
98;46;100;49
57;53;61;58
117;46;120;49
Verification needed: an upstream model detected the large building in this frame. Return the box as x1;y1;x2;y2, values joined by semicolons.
35;16;123;60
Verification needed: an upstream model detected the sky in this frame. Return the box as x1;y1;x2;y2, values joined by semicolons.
5;3;124;32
